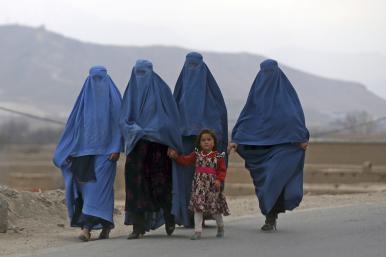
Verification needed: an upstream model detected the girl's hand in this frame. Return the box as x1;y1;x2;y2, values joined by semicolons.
109;152;120;161
214;180;221;191
167;148;178;159
227;143;238;154
299;142;309;151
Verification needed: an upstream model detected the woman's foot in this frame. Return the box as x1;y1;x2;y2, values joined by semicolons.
261;212;278;232
190;231;202;240
127;232;144;240
165;222;175;236
261;215;277;232
261;222;276;232
216;226;224;238
98;228;110;240
163;212;175;236
78;229;91;242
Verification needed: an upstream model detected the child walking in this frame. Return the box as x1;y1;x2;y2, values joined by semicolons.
168;129;230;240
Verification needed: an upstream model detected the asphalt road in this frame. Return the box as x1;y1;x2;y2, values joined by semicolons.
14;202;386;257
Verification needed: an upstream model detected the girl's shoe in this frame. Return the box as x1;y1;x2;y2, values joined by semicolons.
127;232;144;240
98;228;110;240
78;229;91;242
190;232;202;240
216;226;224;238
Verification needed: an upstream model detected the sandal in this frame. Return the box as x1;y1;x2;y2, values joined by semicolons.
78;229;91;242
190;232;202;240
98;228;110;240
127;232;144;240
216;226;224;238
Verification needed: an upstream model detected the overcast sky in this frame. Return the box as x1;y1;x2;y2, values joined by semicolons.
1;0;386;99
1;0;385;55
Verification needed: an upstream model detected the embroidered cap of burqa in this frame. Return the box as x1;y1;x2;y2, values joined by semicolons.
232;59;309;215
53;66;122;168
232;59;309;145
174;52;228;150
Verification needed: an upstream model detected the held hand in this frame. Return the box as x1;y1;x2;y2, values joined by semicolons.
227;143;238;154
214;180;221;191
299;142;309;151
167;148;178;159
109;152;120;161
66;156;74;163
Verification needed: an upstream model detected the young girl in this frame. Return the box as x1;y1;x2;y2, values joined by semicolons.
168;129;230;240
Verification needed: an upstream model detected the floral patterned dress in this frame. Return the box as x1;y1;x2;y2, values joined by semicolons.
176;148;230;216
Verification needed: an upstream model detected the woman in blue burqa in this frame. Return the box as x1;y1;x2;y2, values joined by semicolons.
120;60;182;239
229;59;309;231
172;52;228;227
53;66;122;241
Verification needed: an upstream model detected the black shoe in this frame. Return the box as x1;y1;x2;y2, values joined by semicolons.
165;222;175;236
261;215;277;232
127;232;144;240
261;222;276;232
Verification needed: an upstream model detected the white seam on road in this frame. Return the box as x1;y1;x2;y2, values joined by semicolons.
224;201;386;223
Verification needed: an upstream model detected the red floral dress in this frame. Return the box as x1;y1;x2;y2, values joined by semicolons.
176;148;230;216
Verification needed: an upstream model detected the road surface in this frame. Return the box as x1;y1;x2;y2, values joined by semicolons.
11;202;386;257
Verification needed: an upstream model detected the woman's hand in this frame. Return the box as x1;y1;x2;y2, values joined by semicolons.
214;180;221;191
227;143;238;154
167;148;178;159
299;142;309;150
109;152;120;161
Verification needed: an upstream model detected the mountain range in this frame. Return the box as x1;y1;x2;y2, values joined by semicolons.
1;24;386;128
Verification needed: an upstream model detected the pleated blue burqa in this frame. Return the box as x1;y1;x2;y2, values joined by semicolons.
120;60;182;231
172;52;228;226
232;59;309;215
53;66;122;228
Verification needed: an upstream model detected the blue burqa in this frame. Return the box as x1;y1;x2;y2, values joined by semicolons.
120;60;182;230
232;59;309;215
172;52;228;226
53;66;122;228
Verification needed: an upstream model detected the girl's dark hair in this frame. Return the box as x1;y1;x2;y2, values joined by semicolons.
196;129;217;151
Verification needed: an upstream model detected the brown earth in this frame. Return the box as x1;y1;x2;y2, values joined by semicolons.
2;143;386;196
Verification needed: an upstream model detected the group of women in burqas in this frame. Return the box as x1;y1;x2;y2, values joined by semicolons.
53;52;309;242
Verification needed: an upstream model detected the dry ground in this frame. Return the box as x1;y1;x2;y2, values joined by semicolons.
1;186;386;257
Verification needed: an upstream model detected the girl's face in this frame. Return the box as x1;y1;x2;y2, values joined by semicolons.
200;133;215;152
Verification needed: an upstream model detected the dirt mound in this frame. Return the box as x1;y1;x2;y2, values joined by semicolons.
0;185;67;231
0;186;125;256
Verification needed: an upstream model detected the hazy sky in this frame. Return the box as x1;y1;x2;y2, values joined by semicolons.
1;0;385;55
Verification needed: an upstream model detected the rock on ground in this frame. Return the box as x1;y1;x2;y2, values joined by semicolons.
0;193;8;233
